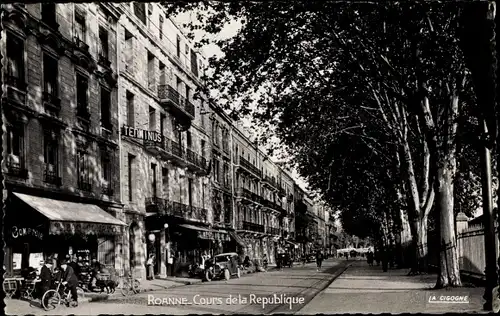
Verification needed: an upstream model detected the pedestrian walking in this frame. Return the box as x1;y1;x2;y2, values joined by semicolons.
367;250;374;266
146;254;155;280
315;250;323;271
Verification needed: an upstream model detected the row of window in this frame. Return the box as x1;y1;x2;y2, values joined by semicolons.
148;163;197;207
5;124;113;193
40;4;112;61
132;3;202;78
6;29;113;128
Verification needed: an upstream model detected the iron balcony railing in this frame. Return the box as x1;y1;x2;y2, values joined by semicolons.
158;85;195;118
239;220;265;233
263;175;278;188
236;188;263;204
78;179;92;192
101;182;113;196
5;75;27;91
267;226;281;236
43;165;61;186
239;157;262;178
145;197;208;222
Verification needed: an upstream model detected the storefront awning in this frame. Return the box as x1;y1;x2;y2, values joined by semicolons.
228;231;250;248
14;192;127;236
178;224;230;242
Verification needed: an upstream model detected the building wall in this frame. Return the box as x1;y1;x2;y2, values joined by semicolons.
2;3;124;273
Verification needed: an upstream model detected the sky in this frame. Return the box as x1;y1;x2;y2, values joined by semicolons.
173;11;311;193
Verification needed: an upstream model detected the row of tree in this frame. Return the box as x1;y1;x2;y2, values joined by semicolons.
165;1;496;289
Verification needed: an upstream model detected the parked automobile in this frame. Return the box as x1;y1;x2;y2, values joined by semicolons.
277;253;293;268
306;254;316;263
204;252;241;282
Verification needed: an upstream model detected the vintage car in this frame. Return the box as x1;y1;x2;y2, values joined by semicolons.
276;253;293;268
204;252;241;282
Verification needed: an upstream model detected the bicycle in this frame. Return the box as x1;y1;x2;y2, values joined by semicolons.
42;280;77;310
119;273;141;296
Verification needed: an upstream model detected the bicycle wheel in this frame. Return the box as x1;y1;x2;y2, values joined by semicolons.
42;290;61;311
120;280;132;296
132;279;141;294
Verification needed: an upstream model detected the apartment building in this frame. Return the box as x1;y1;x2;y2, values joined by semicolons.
2;3;126;275
115;2;218;278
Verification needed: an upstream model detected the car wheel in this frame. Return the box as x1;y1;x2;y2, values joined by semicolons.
224;269;230;281
205;270;213;282
236;268;241;278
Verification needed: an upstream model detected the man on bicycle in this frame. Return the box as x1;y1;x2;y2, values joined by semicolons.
60;260;79;306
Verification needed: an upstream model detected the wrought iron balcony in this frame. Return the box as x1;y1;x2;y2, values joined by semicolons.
43;167;61;186
171;201;208;222
5;75;27;91
185;148;209;174
262;175;278;189
143;136;166;157
98;54;112;69
145;196;167;214
158;85;195;122
238;156;262;178
239;220;265;233
6;159;28;179
267;226;281;236
236;188;263;205
73;36;89;53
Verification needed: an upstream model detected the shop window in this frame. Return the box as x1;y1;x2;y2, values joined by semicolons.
76;149;91;191
6;33;25;90
100;86;112;130
98;236;115;266
43;130;59;184
101;150;112;196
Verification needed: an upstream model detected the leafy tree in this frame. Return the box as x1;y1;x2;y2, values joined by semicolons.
164;1;484;288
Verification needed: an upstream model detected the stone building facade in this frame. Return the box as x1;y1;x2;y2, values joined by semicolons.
2;3;126;276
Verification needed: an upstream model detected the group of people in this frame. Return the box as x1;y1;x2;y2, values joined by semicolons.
39;255;104;307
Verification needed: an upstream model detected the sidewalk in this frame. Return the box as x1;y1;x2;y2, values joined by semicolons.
300;260;487;314
4;277;195;315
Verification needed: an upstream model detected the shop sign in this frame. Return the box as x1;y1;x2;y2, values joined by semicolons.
11;226;44;240
50;221;124;236
121;125;162;143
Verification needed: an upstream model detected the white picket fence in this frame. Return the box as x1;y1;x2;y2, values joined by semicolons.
457;223;499;276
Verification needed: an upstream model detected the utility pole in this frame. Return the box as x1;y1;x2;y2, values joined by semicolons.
481;120;497;311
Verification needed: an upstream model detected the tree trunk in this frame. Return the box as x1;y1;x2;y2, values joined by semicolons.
435;165;462;288
435;92;462;288
408;215;429;274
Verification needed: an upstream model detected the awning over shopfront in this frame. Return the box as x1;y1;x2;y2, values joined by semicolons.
228;231;250;248
13;193;127;236
178;224;230;242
